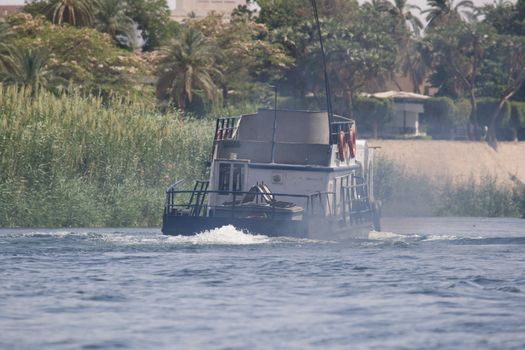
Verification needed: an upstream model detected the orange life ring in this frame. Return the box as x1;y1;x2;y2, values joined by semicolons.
337;130;345;161
215;129;223;141
349;128;357;158
344;133;350;160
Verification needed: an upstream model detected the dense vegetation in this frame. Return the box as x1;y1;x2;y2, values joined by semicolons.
0;86;213;226
0;0;523;138
1;0;525;226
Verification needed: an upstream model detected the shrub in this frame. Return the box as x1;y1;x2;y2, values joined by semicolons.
476;97;511;128
423;96;457;138
437;175;521;217
352;96;394;138
503;101;525;141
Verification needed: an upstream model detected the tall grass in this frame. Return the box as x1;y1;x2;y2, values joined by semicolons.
374;157;525;217
437;176;522;217
374;157;440;216
0;85;214;227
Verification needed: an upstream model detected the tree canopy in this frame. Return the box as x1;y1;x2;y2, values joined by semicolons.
4;13;150;96
0;0;521;141
156;27;221;111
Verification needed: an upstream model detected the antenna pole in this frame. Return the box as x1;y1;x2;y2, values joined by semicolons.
310;0;334;144
270;85;278;163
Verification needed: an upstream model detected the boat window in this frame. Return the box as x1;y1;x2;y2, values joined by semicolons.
232;164;244;192
218;163;230;191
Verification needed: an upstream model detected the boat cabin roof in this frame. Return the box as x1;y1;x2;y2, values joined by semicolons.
215;109;353;167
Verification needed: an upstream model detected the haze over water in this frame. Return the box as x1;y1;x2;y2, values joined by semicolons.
1;217;525;349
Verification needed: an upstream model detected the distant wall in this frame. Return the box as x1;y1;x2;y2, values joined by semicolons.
171;0;245;21
0;5;21;19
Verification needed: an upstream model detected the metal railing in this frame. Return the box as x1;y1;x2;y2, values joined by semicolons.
341;176;372;224
164;179;372;224
214;117;239;141
164;185;338;221
330;120;354;145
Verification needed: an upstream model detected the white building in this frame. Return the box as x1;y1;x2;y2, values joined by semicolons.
0;5;21;19
170;0;250;21
368;91;429;137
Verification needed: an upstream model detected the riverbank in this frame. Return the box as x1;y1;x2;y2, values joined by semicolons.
371;140;525;185
1;85;523;227
370;140;525;217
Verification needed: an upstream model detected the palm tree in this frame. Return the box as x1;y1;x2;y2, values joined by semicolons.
363;0;391;13
423;0;475;29
0;22;13;71
400;40;431;93
95;0;136;48
46;0;97;26
0;47;62;93
475;0;515;32
378;1;425;93
0;22;12;44
156;27;221;111
388;0;424;36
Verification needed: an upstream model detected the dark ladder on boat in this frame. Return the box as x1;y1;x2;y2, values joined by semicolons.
209;117;238;163
187;180;209;216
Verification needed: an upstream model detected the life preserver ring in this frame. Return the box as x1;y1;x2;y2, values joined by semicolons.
337;130;345;161
215;129;223;141
348;128;356;158
344;134;350;160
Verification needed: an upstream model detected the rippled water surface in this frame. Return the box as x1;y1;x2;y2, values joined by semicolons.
1;217;525;349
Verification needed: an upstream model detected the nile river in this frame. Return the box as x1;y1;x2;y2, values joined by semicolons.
1;217;524;349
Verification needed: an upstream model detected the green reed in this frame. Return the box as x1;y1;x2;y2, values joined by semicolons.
0;85;215;227
437;175;522;217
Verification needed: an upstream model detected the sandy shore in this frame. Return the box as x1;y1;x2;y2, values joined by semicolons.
369;140;525;185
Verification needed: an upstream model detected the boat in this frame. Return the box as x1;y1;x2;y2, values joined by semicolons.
162;108;381;239
161;0;381;239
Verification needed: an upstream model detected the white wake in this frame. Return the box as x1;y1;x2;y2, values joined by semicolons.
368;230;409;240
166;225;271;245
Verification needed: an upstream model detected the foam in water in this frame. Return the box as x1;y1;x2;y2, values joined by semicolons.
166;225;271;245
7;230;87;238
368;231;407;240
2;227;328;246
422;234;459;241
368;230;465;242
96;225;269;246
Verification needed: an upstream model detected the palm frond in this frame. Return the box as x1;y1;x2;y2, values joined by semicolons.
95;0;136;48
46;0;98;26
156;27;221;111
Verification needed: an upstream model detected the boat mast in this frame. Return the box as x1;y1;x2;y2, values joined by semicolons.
270;85;278;163
310;0;334;144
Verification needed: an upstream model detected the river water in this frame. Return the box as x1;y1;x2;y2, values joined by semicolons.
1;217;525;349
